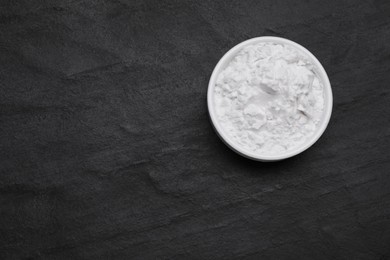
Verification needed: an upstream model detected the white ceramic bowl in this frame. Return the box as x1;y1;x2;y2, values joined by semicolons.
207;36;333;161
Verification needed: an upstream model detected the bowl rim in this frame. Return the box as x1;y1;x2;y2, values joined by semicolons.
207;36;333;161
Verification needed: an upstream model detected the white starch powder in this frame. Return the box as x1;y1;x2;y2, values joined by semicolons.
214;42;325;155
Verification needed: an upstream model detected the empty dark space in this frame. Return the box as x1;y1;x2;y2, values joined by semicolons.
0;0;390;259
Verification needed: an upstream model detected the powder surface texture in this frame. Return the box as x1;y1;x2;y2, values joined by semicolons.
214;42;325;155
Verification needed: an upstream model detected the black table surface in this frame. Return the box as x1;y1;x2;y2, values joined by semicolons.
1;0;390;259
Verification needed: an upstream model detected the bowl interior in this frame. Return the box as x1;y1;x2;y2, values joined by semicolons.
207;37;333;161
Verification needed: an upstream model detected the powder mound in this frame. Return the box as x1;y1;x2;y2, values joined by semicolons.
214;42;325;155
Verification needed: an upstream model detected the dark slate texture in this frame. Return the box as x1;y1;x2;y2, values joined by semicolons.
1;0;390;259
